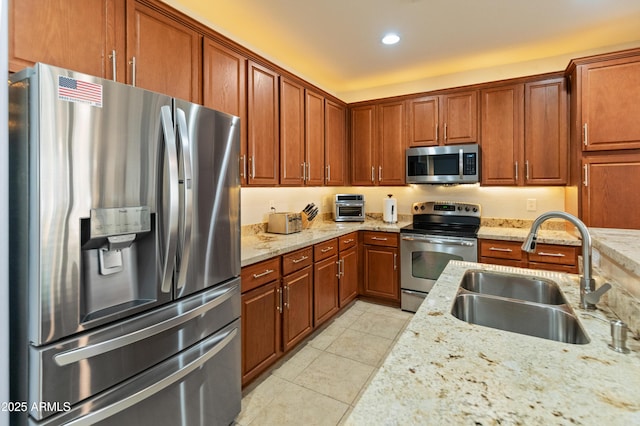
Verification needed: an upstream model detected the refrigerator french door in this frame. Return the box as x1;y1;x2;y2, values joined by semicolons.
9;64;241;426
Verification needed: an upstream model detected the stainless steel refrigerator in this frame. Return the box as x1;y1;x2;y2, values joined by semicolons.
9;63;241;425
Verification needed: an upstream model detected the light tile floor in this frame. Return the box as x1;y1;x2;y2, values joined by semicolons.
236;301;413;426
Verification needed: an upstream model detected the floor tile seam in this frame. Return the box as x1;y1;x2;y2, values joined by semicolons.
317;347;384;371
343;324;400;341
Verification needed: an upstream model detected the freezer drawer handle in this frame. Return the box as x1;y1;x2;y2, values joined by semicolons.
53;282;239;366
62;327;238;426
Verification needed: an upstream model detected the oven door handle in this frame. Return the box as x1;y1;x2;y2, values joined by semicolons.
401;236;475;247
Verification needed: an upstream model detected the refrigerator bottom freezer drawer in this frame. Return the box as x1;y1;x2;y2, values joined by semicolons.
32;318;241;426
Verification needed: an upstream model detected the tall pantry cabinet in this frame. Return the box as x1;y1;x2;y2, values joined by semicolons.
567;49;640;229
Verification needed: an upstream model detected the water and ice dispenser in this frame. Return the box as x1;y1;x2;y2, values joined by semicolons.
81;206;158;323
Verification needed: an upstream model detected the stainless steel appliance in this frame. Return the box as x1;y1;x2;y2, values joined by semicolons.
268;212;302;234
400;201;481;312
8;64;241;425
335;194;365;222
406;144;480;184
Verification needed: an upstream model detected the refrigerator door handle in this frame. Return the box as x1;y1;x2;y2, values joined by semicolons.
54;281;239;366
175;108;193;291
159;105;179;293
59;326;238;426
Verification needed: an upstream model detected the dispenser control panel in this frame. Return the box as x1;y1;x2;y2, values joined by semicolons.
90;206;151;238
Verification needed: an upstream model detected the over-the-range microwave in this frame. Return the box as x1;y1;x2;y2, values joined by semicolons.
406;144;480;184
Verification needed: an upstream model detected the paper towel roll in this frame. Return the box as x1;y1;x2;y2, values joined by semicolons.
383;194;397;223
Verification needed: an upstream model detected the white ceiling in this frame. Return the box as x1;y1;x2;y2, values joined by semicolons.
167;0;640;101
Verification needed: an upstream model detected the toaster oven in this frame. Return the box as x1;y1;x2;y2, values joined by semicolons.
335;194;365;222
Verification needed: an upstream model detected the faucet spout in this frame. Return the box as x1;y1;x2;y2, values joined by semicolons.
522;211;599;310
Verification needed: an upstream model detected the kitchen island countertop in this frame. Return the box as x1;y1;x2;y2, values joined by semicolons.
345;260;640;426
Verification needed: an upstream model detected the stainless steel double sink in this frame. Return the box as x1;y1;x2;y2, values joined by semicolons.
451;270;590;344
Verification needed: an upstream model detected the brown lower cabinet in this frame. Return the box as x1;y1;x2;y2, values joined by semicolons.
479;239;579;273
338;232;359;307
313;239;340;327
361;231;400;305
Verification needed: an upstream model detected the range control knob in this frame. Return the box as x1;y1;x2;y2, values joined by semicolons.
473;207;478;212
457;206;462;211
465;207;470;211
414;205;419;211
420;204;426;210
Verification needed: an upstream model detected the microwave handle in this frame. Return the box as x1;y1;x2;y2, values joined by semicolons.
459;148;464;179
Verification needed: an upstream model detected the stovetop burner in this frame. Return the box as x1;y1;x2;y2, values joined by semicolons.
401;201;481;238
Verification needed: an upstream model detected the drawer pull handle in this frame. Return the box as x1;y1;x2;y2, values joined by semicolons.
321;246;334;253
489;247;512;252
253;269;275;279
292;255;309;264
342;238;354;244
537;252;565;258
371;237;388;241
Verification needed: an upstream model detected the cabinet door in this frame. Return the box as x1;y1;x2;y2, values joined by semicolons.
363;245;399;302
441;91;478;145
582;153;640;229
524;78;568;185
480;84;524;185
581;57;640;151
280;78;305;185
241;281;281;386
339;246;358;307
378;101;406;185
203;38;247;184
351;105;376;185
325;100;347;185
247;61;279;185
9;0;125;79
408;96;439;147
305;90;326;186
282;266;313;352
126;0;201;102
313;256;340;326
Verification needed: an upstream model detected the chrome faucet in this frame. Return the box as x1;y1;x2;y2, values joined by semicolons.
521;211;611;310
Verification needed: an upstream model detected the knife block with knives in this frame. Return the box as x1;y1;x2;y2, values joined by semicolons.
301;203;319;229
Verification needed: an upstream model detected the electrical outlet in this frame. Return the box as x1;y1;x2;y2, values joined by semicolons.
269;200;275;210
526;198;537;212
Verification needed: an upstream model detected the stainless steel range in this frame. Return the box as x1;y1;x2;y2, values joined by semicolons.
400;201;481;312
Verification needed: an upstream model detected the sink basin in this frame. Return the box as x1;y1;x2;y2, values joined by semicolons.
451;293;590;344
460;270;568;305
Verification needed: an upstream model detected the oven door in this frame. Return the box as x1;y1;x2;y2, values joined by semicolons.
400;233;477;293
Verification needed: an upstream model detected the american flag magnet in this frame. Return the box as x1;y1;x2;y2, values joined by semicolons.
58;75;103;108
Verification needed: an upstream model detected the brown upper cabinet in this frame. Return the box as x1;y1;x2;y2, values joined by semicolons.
202;38;248;184
126;0;201;102
351;101;406;186
247;61;280;185
575;55;640;151
408;91;478;147
280;80;326;186
9;0;125;79
279;78;306;185
304;90;326;186
324;100;348;186
481;77;567;186
11;0;202;102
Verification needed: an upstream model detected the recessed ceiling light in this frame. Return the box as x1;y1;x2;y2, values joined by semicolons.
382;33;400;45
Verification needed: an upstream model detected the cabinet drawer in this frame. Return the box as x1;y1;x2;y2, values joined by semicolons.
314;238;338;262
338;232;358;252
282;247;313;276
528;244;578;267
241;257;281;293
479;240;524;261
362;231;398;247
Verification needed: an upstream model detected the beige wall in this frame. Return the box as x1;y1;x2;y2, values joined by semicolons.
241;185;565;226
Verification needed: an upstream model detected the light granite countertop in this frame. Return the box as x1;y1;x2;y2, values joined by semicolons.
241;219;411;267
345;261;640;426
241;220;580;267
591;228;640;278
